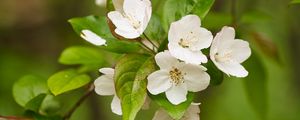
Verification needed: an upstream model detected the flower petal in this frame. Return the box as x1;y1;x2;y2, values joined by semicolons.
107;11;140;39
147;70;172;95
99;68;114;75
155;51;179;69
189;27;213;51
182;64;210;92
214;61;248;77
123;0;151;24
111;95;122;115
94;75;115;96
165;84;188;105
168;15;201;44
168;43;207;64
80;30;106;46
152;109;173;120
225;39;251;63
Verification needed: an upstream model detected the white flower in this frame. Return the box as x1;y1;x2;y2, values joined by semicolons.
94;68;122;115
168;15;213;65
147;51;210;105
210;26;251;77
95;0;106;6
107;0;152;39
80;30;106;46
152;103;201;120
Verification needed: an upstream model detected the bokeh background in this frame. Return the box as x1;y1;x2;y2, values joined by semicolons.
0;0;299;120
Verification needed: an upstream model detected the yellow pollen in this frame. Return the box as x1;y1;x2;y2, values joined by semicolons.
169;67;185;85
179;38;190;48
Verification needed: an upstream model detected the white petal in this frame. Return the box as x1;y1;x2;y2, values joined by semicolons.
155;51;179;69
214;61;248;77
147;70;172;95
152;109;173;120
123;0;151;24
189;27;213;51
111;95;122;115
99;68;114;75
168;43;207;64
219;26;236;42
210;26;236;54
225;39;251;63
181;64;210;92
107;11;140;39
94;76;115;96
80;30;106;46
168;15;201;44
165;84;188;105
112;0;124;11
115;29;141;39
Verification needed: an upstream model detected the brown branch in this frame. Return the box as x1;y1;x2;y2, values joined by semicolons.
63;84;95;120
0;115;32;120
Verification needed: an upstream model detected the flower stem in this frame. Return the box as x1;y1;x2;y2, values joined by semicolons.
143;33;159;49
63;84;95;120
138;40;156;54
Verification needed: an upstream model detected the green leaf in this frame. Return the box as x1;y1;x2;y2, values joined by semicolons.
163;0;215;31
13;75;48;109
59;46;107;65
69;16;144;54
47;69;91;96
243;53;267;119
149;92;195;120
204;61;224;86
40;95;61;115
114;54;156;120
144;14;166;42
68;15;113;39
290;0;300;4
25;94;47;112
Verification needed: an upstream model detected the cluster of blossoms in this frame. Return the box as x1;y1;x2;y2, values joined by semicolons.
82;0;251;119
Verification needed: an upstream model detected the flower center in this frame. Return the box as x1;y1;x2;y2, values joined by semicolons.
178;32;197;49
215;50;233;62
125;14;141;29
169;67;185;85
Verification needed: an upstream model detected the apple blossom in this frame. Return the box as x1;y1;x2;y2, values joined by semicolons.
80;30;106;46
210;26;251;77
168;15;213;65
94;68;122;115
152;103;201;120
107;0;152;39
147;51;210;105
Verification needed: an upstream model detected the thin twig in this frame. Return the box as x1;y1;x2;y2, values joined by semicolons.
143;33;158;49
63;84;95;120
138;40;156;54
0;115;32;120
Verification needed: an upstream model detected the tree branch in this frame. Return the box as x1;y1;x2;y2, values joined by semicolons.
63;84;95;120
0;115;32;120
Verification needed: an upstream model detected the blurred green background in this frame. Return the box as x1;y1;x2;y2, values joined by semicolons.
0;0;299;120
